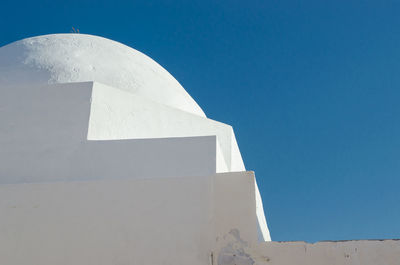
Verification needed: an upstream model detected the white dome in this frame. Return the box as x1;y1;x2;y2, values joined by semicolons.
0;34;205;117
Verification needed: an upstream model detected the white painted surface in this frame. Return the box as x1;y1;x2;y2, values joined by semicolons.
0;176;214;265
1;169;385;265
0;33;271;241
88;82;241;172
213;171;259;243
0;171;263;265
255;179;271;242
0;34;205;117
0;82;216;183
0;81;268;236
1;35;396;265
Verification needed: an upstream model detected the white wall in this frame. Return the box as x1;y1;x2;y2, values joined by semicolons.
0;34;272;242
0;158;397;265
213;171;259;243
0;82;216;184
0;176;214;265
214;233;400;265
0;172;262;265
88;82;244;172
0;81;270;242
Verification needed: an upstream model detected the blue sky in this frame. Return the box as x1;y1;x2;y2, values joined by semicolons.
1;0;400;242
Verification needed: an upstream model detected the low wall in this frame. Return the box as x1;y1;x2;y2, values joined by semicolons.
215;239;400;265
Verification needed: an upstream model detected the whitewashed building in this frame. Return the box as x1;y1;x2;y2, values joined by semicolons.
0;34;398;265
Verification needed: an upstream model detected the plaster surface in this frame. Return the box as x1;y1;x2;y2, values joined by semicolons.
0;34;205;117
213;171;259;243
88;82;242;172
0;34;271;241
222;240;400;265
2;170;396;265
0;172;262;265
1;33;397;265
0;175;214;265
0;82;217;183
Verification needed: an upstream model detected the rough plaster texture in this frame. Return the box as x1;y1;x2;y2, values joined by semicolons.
0;34;205;117
225;240;400;265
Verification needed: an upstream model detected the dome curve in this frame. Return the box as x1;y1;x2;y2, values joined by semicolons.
0;34;205;117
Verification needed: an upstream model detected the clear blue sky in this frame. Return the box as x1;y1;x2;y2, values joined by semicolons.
1;0;399;242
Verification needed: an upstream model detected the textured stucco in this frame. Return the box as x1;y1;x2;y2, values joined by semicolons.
214;239;400;265
0;34;205;117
